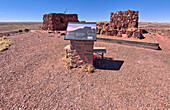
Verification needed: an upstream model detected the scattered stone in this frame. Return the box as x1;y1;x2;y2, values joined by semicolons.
60;33;65;36
19;30;23;32
48;35;54;37
81;21;86;23
24;29;29;33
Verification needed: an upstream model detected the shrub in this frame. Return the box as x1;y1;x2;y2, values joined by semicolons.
2;36;7;39
0;36;12;52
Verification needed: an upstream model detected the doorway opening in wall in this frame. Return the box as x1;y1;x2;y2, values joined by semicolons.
60;18;64;23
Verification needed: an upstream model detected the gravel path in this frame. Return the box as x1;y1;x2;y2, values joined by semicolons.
0;32;169;109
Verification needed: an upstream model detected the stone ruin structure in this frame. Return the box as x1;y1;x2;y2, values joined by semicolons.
97;10;142;38
42;11;142;38
42;13;79;31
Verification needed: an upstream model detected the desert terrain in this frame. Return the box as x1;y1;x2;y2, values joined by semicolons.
1;22;170;37
0;22;42;33
139;22;170;38
0;22;170;109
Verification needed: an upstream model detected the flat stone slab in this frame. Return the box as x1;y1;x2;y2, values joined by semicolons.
93;47;106;53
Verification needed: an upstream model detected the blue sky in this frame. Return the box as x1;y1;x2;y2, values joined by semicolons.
0;0;169;22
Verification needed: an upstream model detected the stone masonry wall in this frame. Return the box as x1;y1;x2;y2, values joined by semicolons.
97;10;142;39
70;40;94;67
110;10;138;30
43;13;79;31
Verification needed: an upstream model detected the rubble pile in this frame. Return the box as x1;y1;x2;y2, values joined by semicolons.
97;10;142;39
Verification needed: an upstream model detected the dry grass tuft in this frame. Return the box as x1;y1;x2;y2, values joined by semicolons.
65;53;71;58
63;53;95;72
0;36;12;52
82;63;95;73
62;53;73;69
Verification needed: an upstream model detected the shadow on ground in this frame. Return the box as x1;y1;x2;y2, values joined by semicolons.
94;57;124;70
142;29;148;34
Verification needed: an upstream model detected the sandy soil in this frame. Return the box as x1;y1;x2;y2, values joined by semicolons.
0;31;169;109
150;32;170;51
139;22;170;38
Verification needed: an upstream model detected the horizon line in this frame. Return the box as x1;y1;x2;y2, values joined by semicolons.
0;20;170;23
0;21;170;23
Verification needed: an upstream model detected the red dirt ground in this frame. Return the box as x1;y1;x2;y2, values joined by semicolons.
150;32;170;50
0;31;169;109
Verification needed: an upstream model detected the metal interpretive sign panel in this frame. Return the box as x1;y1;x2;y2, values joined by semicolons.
64;22;96;41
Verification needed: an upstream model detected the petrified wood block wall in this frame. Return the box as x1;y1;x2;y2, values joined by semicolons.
97;10;142;39
43;13;79;31
110;10;138;30
70;40;94;67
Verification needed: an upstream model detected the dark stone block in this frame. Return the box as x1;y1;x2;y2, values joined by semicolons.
76;46;81;49
110;30;117;36
60;33;65;36
19;30;23;32
126;31;133;38
24;29;29;32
